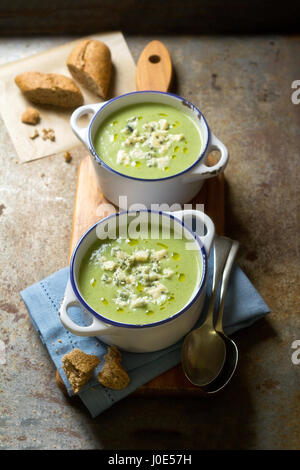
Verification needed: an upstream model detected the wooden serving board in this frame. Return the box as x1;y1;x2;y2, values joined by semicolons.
56;40;225;395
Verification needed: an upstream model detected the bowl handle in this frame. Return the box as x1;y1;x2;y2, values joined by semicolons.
70;101;107;145
183;133;229;183
171;209;215;256
59;279;114;337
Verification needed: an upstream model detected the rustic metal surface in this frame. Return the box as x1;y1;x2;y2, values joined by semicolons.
0;34;299;450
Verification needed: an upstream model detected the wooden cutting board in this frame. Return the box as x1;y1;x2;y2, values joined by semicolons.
56;40;225;395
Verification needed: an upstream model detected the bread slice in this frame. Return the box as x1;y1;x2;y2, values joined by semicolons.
98;346;130;390
62;348;100;394
15;72;84;108
66;39;111;99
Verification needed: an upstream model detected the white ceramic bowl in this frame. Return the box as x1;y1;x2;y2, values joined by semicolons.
70;91;229;209
59;209;215;353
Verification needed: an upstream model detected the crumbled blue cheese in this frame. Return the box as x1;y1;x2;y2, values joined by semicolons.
158;142;171;155
151;249;168;261
97;242;176;310
163;268;174;279
101;273;111;283
129;148;146;160
146;282;168;300
146;157;157;168
148;130;167;149
130;296;148;308
126;274;136;285
115;117;185;170
115;249;127;260
115;290;129;307
158;119;169;130
116;149;130;165
170;133;184;142
102;260;117;271
123;129;139;146
134;249;150;262
127;116;138;124
157;156;170;169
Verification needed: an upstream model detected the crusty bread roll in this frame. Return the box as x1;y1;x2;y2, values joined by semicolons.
15;72;84;108
66;39;112;99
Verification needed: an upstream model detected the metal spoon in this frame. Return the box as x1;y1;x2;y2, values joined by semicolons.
181;236;233;387
201;240;239;394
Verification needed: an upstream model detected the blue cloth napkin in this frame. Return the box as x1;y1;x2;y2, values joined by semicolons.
20;257;270;417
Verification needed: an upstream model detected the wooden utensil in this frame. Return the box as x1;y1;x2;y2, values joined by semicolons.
136;40;172;92
56;40;225;395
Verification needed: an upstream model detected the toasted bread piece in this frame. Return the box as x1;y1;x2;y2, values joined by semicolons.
98;346;130;390
62;348;100;394
67;39;111;99
55;370;69;397
15;72;84;108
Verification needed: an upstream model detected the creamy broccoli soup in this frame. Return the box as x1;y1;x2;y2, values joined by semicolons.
78;228;202;325
93;103;202;179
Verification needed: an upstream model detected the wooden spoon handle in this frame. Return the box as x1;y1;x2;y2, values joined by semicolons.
136;40;172;92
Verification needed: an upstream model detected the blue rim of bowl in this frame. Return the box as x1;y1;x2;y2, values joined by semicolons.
69;209;208;329
87;90;210;182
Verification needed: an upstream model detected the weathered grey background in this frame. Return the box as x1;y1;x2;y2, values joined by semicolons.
0;32;299;449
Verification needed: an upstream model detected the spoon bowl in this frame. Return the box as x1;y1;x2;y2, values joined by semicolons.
200;333;238;393
181;324;226;386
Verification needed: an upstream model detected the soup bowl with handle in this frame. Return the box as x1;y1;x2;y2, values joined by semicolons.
59;209;215;353
70;91;228;209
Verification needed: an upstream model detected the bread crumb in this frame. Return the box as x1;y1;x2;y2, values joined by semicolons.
62;348;100;394
42;128;55;141
58;339;62;343
22;107;40;125
98;346;130;390
29;129;39;140
63;151;72;163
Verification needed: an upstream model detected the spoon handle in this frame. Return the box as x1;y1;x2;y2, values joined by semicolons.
215;240;240;334
205;236;232;326
136;40;172;92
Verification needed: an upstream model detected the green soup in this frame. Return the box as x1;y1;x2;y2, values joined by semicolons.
78;228;202;325
93;103;202;179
